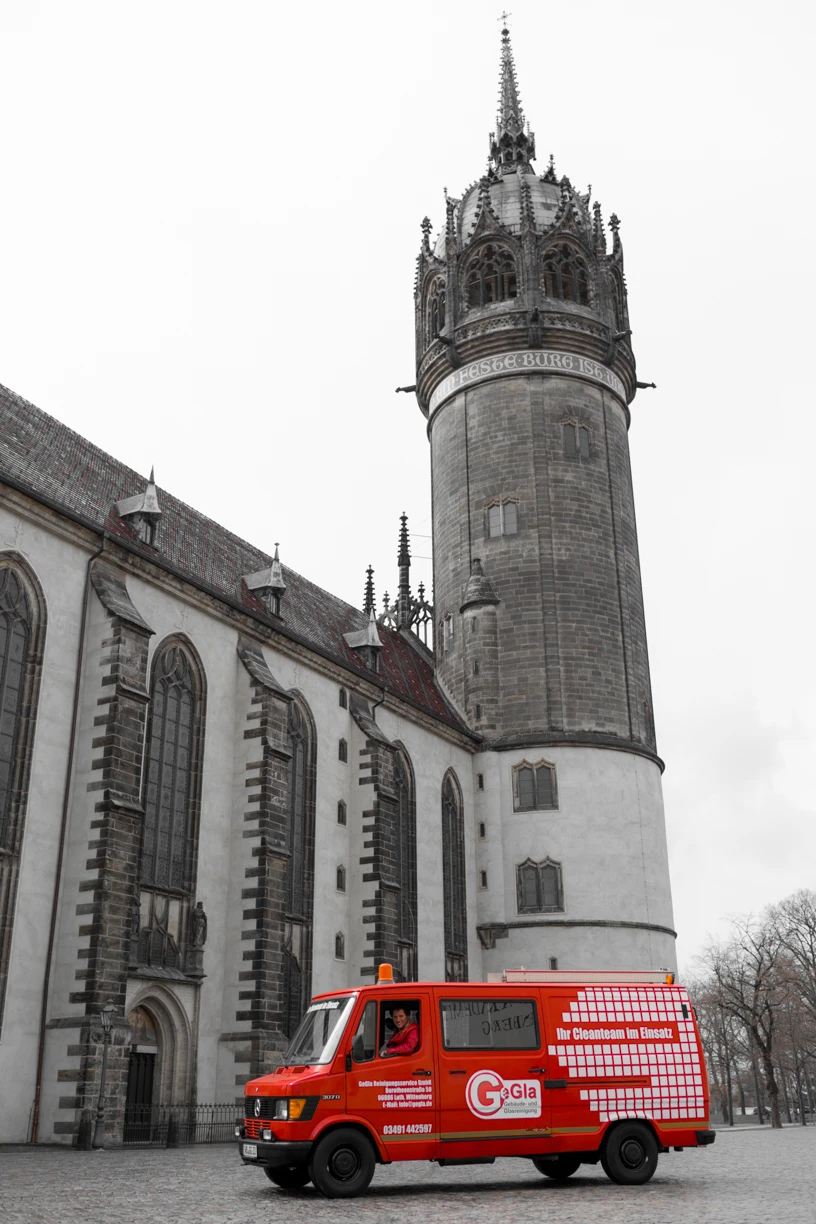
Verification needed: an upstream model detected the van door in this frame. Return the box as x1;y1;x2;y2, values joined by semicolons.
344;990;438;1161
435;988;553;1159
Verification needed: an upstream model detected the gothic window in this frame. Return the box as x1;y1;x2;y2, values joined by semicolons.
445;615;454;644
442;771;467;981
486;500;518;538
513;759;557;811
335;932;345;960
466;244;518;308
138;641;205;971
541;245;590;306
395;749;418;982
0;570;30;851
336;864;346;892
564;422;590;460
479;870;488;890
339;687;347;709
427;277;446;338
337;799;347;826
516;857;564;914
338;738;347;763
283;697;317;1036
0;558;45;1036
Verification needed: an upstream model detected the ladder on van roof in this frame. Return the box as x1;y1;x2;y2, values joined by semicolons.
488;969;675;984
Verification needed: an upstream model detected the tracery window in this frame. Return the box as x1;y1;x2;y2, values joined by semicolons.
427;277;446;338
138;641;204;971
395;750;417;982
442;772;467;981
513;759;557;811
466;244;518;308
516;857;564;914
0;570;30;851
541;245;590;305
283;698;316;1036
0;558;44;1036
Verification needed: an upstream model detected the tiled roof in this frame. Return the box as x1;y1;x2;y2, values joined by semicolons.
0;382;470;736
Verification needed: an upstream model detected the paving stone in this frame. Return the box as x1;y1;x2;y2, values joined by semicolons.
2;1126;815;1224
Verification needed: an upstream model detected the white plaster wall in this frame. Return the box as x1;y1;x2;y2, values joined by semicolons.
473;746;676;976
0;511;94;1143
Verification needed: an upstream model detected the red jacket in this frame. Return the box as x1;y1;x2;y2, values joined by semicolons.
385;1022;419;1056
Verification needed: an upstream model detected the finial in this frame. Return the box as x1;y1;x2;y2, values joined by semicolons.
542;152;557;183
149;465;155;484
593;200;607;253
397;512;411;567
489;20;535;176
609;213;620;233
363;565;376;616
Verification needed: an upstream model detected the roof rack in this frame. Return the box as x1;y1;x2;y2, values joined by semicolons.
488;969;674;984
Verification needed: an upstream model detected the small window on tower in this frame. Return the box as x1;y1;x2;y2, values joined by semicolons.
548;956;559;971
337;800;347;826
475;704;483;721
477;773;485;791
335;932;346;960
336;865;346;892
479;870;488;890
339;687;347;709
513;759;558;812
478;821;487;839
564;421;590;460
486;500;519;539
339;738;348;763
471;617;478;632
445;615;454;643
473;660;480;676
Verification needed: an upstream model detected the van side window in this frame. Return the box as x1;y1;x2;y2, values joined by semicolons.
351;1000;378;1063
379;1000;421;1058
439;998;540;1050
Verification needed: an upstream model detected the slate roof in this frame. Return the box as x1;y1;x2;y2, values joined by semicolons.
0;382;470;736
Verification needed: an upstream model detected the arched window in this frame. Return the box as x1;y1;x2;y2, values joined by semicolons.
441;772;467;981
516;857;564;913
513;759;557;811
395;750;417;982
541;245;590;305
339;687;347;709
465;244;518;308
427;277;446;338
337;799;347;826
138;640;205;971
283;697;316;1036
338;738;347;763
336;864;346;892
335;932;345;960
486;500;518;538
0;558;45;1034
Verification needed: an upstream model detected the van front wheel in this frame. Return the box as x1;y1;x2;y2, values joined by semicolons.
309;1128;376;1198
601;1122;658;1185
532;1155;581;1179
263;1165;311;1189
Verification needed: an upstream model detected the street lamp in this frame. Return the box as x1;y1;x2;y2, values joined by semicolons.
91;1001;117;1150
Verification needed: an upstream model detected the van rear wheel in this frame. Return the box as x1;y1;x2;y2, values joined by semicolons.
601;1122;658;1185
263;1165;311;1189
532;1154;581;1179
309;1128;375;1198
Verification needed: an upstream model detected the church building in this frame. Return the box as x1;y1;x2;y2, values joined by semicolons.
0;27;675;1145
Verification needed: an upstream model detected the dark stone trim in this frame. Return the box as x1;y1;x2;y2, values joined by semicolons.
487;730;664;773
89;561;153;634
502;918;677;938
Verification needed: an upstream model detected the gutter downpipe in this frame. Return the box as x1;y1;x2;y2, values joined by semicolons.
29;532;106;1142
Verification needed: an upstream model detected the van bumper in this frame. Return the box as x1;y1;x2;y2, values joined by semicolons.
238;1139;312;1168
695;1130;716;1146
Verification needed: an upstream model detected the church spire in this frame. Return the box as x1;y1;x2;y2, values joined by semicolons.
489;23;535;177
397;512;412;630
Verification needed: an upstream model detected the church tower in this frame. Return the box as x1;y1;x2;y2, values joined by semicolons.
414;26;676;972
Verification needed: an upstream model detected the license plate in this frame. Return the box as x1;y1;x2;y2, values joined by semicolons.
242;1143;258;1159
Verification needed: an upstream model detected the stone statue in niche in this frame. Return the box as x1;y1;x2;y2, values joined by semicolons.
191;901;208;948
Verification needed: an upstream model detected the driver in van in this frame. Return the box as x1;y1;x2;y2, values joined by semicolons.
380;1004;419;1057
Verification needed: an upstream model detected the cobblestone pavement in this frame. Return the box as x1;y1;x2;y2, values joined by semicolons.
2;1127;814;1224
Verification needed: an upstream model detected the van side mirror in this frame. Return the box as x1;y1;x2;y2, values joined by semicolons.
345;1051;352;1072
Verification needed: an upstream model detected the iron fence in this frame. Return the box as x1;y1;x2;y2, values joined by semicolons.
123;1102;239;1146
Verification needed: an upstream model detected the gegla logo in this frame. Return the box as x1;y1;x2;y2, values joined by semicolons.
465;1070;541;1119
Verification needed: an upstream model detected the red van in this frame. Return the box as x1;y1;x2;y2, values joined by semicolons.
237;966;715;1197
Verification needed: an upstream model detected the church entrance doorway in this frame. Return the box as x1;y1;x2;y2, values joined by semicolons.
124;1006;158;1142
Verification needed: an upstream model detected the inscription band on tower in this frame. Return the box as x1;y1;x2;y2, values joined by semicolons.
428;350;627;418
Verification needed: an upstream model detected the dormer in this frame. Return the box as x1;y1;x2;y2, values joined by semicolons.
244;543;287;617
115;468;161;546
344;609;383;673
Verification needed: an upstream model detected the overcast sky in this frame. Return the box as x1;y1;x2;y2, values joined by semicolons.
1;0;813;971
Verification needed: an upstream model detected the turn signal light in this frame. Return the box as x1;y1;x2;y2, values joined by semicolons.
377;962;394;985
288;1098;307;1120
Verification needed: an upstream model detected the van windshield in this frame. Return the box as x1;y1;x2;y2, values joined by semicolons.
283;995;357;1065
